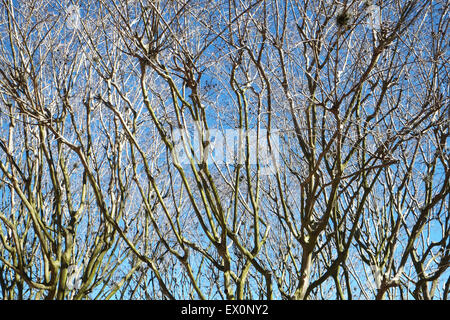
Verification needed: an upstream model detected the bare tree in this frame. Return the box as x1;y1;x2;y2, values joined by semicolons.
0;0;448;300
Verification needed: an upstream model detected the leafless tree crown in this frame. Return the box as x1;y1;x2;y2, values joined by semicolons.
0;0;448;300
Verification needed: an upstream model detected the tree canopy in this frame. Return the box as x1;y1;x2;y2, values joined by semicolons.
0;0;448;300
